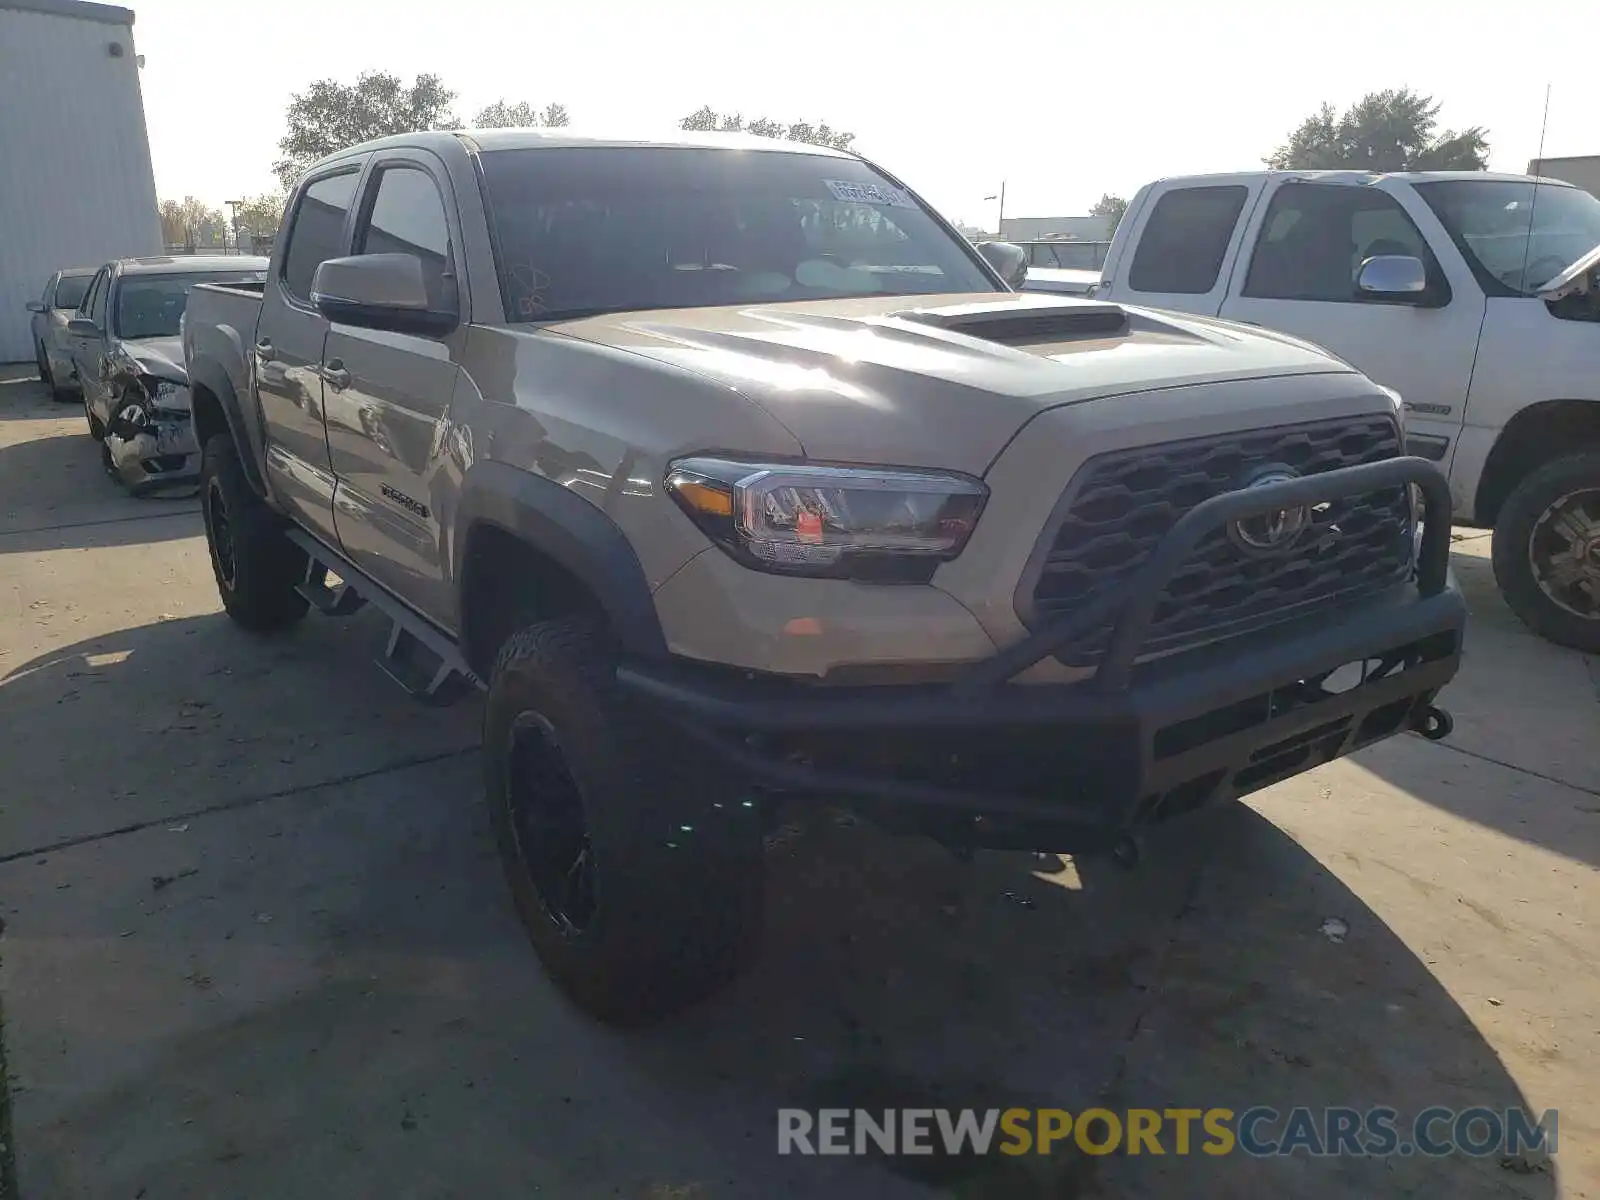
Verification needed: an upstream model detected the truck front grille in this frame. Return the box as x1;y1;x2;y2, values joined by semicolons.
1026;415;1411;666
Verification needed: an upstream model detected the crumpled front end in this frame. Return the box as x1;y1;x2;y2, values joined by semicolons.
103;380;200;496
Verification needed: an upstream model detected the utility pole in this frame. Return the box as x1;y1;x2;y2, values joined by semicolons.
226;199;245;254
983;181;1007;238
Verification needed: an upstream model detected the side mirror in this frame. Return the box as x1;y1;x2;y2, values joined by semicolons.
1357;255;1429;303
976;240;1030;290
311;254;456;337
26;300;47;313
66;316;99;337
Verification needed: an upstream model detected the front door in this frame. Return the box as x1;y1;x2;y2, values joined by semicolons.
255;167;363;546
70;267;111;421
1218;181;1486;429
322;153;464;627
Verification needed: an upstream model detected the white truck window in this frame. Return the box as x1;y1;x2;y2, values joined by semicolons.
356;166;457;310
281;171;360;302
1126;185;1248;295
1244;183;1432;303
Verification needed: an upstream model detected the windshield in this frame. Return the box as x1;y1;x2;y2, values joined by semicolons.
478;146;997;321
112;271;265;340
53;275;91;310
1413;179;1600;296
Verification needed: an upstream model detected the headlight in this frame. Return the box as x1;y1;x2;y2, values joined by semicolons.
148;380;192;416
665;457;987;582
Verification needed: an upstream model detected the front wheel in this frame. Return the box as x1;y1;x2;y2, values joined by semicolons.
484;617;764;1024
1491;451;1600;653
199;433;308;632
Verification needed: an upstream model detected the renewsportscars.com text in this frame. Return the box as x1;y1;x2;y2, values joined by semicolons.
777;1106;1558;1159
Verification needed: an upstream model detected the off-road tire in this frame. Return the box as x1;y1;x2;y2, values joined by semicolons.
485;617;764;1025
1491;450;1600;653
200;433;308;632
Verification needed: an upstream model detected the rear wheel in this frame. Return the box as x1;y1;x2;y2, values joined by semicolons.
485;617;764;1024
40;345;73;402
199;433;308;632
1492;451;1600;653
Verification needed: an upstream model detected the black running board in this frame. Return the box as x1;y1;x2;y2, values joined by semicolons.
284;529;486;705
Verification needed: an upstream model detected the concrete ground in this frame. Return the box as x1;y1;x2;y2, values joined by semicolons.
0;363;1595;1199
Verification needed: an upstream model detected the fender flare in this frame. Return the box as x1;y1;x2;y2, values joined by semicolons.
186;357;268;498
453;460;667;658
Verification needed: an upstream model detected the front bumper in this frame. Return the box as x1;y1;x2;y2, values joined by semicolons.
617;457;1465;852
104;409;200;495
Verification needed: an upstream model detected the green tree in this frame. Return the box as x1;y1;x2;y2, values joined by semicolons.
473;99;572;129
1266;88;1488;172
678;107;855;151
274;72;459;187
235;191;288;239
1088;193;1128;233
158;196;224;248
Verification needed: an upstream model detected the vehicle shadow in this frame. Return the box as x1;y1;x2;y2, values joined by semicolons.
0;429;200;552
1353;539;1600;870
0;615;1557;1199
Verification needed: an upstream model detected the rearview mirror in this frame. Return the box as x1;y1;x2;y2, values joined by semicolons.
66;317;99;337
1357;255;1428;303
976;240;1030;290
311;254;457;337
26;300;46;313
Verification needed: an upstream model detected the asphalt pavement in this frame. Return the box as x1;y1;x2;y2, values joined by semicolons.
1;364;1595;1198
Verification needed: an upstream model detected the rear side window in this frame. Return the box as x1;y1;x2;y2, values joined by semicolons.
355;166;457;311
53;275;90;310
281;171;359;302
1127;185;1248;294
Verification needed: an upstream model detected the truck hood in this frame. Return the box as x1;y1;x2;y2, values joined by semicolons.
544;293;1359;472
118;335;187;383
1538;241;1600;300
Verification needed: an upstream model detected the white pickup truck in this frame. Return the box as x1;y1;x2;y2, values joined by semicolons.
1088;170;1600;651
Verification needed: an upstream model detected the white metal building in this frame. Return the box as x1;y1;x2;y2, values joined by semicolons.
1527;156;1600;201
0;0;162;363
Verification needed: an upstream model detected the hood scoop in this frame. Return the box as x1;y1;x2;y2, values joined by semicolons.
894;298;1129;345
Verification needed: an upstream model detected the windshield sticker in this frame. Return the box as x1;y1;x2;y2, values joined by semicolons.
825;180;916;209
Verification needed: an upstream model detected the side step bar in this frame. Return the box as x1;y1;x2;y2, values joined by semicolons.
284;529;486;705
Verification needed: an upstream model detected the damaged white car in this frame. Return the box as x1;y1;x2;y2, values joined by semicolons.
66;256;268;495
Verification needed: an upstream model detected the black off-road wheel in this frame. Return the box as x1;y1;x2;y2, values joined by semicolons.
484;617;764;1025
1492;451;1600;653
199;433;309;632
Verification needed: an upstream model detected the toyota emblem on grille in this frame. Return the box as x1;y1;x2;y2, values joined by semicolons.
1228;467;1310;556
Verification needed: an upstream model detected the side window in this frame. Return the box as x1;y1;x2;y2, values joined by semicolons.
1127;186;1248;294
354;166;457;311
42;276;58;306
79;270;105;318
1244;184;1432;302
89;271;111;325
281;170;360;303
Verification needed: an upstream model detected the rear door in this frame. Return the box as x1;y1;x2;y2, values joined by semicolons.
322;151;465;626
1097;177;1269;315
1217;180;1484;432
255;165;364;546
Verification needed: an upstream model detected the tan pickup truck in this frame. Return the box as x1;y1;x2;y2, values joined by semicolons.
182;128;1464;1023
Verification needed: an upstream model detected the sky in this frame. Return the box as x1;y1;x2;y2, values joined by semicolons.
131;0;1600;228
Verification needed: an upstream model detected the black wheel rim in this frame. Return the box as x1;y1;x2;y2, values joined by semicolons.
206;477;239;590
505;710;597;938
1529;488;1600;620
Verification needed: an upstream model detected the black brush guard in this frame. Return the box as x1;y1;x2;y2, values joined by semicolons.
616;457;1465;853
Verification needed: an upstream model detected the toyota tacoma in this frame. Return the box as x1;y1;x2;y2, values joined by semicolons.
181;128;1464;1023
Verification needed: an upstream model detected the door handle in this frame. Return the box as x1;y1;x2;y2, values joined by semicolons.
321;360;351;390
254;339;273;358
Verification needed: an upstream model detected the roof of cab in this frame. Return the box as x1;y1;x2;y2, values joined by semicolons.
316;126;857;165
115;255;271;276
1149;168;1574;189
